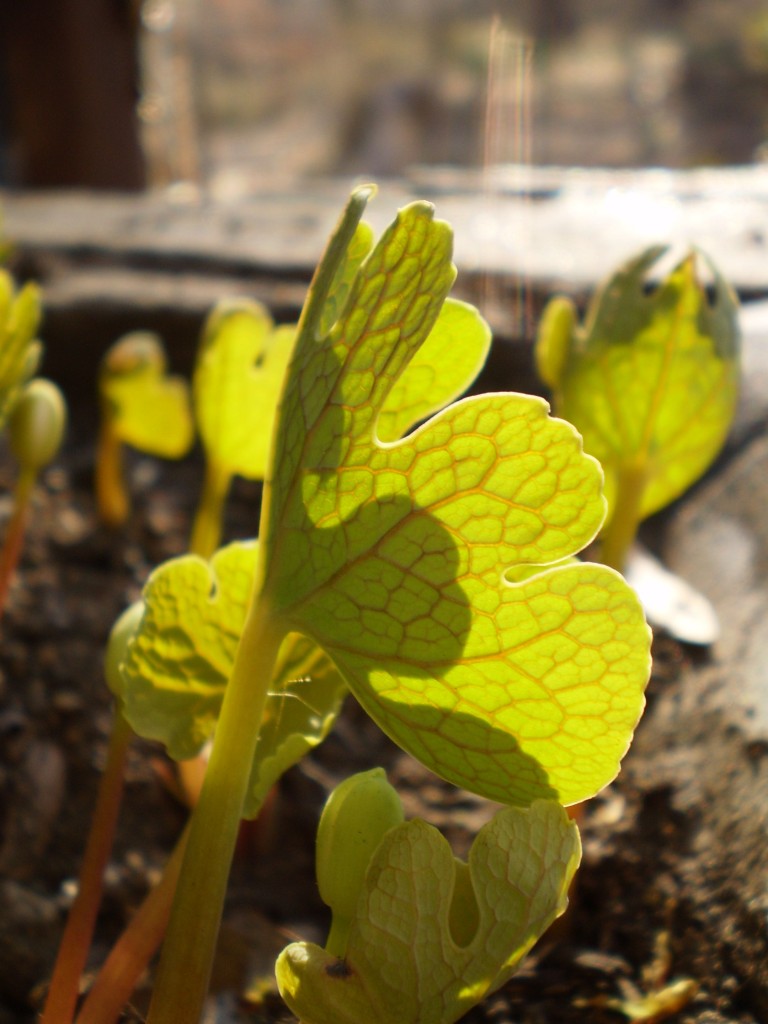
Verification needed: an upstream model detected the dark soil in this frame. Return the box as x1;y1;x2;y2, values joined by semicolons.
0;429;759;1024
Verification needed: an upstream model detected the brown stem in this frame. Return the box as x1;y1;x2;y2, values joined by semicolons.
75;823;190;1024
41;711;133;1024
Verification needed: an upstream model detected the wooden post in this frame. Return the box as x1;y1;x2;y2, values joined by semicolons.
0;0;146;189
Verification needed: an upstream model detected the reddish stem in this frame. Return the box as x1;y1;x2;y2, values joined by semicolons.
75;823;190;1024
41;711;133;1024
0;466;35;620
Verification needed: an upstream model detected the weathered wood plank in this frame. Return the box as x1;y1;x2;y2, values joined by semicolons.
4;166;768;297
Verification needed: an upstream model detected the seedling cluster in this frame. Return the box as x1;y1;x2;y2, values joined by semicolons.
2;184;740;1023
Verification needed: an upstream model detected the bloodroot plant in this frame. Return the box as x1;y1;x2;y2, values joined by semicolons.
63;186;650;1023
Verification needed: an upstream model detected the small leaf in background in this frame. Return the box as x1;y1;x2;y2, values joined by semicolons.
120;541;346;818
0;270;42;428
276;799;580;1024
259;192;650;808
193;300;297;482
99;331;193;458
536;246;740;536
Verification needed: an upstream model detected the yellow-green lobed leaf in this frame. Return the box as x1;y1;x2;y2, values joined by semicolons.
120;541;347;817
276;799;580;1024
193;300;296;480
100;332;193;458
258;191;649;807
536;246;740;521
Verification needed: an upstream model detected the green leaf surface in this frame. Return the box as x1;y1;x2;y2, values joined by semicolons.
276;799;580;1024
258;190;649;806
193;301;296;480
100;332;193;458
376;298;491;442
0;271;43;428
535;246;740;521
120;541;346;817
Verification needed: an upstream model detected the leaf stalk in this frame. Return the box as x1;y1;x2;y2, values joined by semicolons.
41;710;133;1024
599;462;647;572
189;459;232;559
146;593;284;1024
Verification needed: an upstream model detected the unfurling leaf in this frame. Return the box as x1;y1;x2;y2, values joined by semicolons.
276;799;580;1024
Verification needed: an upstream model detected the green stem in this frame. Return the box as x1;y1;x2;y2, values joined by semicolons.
75;822;190;1024
41;710;133;1024
0;465;36;620
599;462;647;572
189;459;232;559
146;596;284;1024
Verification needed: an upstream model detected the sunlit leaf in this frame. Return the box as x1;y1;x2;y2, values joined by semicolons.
193;301;296;481
258;190;649;807
536;246;740;521
100;332;193;458
120;541;346;817
276;799;580;1024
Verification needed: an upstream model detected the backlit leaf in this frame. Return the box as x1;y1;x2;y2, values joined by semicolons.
276;799;580;1024
536;246;740;521
193;301;296;480
257;189;649;807
120;541;346;817
100;332;193;458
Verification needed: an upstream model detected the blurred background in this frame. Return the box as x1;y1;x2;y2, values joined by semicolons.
2;0;768;196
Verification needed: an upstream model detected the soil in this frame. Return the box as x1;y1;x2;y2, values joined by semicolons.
0;422;761;1024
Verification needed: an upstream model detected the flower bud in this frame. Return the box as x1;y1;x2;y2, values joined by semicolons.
316;768;404;957
8;378;67;471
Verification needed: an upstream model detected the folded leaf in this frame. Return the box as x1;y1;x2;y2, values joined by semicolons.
276;799;580;1024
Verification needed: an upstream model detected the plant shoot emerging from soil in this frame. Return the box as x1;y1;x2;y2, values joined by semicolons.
189;300;297;557
96;332;193;527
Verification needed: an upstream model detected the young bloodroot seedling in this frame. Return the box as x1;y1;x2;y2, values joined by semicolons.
96;331;193;527
111;186;649;1024
189;299;298;558
277;769;580;1024
535;246;740;574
